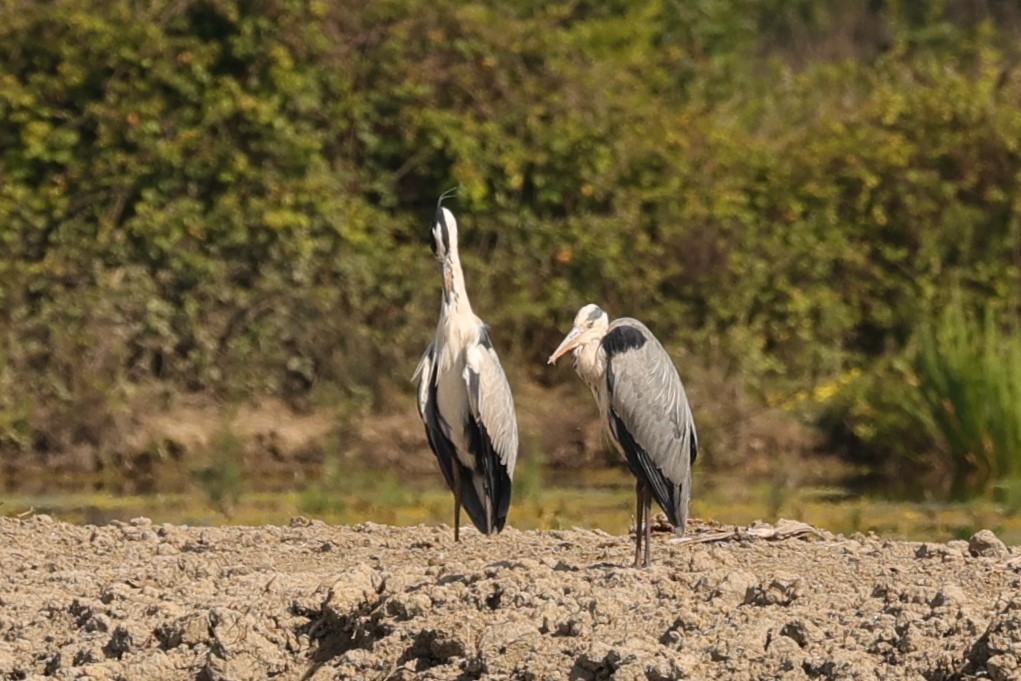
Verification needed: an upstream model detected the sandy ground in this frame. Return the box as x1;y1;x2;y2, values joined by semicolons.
1;515;1019;680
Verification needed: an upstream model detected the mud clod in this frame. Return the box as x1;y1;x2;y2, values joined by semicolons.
968;529;1010;559
0;518;1017;679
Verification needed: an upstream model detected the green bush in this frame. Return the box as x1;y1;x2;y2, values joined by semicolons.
818;356;939;495
2;0;1021;486
822;292;1021;502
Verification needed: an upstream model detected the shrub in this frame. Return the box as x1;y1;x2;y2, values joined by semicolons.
2;0;1021;487
914;292;1021;498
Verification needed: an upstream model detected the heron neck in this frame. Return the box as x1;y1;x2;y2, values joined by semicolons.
572;339;606;393
442;252;473;313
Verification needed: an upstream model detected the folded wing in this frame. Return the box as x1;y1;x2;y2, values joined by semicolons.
603;319;698;532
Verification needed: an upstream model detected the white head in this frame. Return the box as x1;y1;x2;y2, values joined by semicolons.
430;189;461;299
547;303;610;365
430;188;459;263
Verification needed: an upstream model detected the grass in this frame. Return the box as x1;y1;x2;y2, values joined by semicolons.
5;468;1021;545
513;433;547;504
914;292;1021;500
297;432;411;516
194;430;247;518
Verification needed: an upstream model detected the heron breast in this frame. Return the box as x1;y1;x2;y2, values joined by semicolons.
433;362;475;468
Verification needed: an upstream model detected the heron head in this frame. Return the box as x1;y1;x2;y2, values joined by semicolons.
547;303;609;365
430;188;458;262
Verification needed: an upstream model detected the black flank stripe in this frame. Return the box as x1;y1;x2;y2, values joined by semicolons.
466;367;481;407
610;410;680;528
602;325;646;357
478;325;494;350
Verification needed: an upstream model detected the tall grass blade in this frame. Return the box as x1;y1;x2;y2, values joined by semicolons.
914;292;1021;498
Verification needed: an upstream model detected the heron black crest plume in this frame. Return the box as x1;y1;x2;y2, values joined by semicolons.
436;186;458;207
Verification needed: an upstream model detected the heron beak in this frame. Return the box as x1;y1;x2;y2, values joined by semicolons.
547;327;582;365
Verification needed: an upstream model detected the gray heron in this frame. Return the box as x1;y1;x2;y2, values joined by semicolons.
548;304;697;566
413;191;518;541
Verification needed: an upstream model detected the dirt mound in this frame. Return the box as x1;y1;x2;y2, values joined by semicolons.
1;515;1019;680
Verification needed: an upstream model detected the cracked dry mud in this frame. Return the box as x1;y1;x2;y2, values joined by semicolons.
1;515;1019;680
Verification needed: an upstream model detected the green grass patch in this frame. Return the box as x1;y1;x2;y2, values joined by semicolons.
6;470;1021;545
914;292;1021;499
194;430;247;518
298;440;412;519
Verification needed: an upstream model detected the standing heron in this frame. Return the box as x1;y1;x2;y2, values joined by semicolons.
548;304;697;567
413;191;518;541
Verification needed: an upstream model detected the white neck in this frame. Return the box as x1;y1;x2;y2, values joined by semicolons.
572;338;606;395
441;249;473;315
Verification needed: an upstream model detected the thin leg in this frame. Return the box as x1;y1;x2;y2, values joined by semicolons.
484;485;494;535
633;479;644;567
452;463;462;542
643;488;652;568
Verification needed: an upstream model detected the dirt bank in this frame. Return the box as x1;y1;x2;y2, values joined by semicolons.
1;515;1019;680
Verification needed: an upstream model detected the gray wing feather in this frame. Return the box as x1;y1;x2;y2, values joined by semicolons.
464;330;519;478
604;318;697;530
413;343;434;419
462;326;517;531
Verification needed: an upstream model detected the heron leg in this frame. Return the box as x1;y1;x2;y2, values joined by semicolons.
452;462;462;543
643;486;652;568
633;479;644;567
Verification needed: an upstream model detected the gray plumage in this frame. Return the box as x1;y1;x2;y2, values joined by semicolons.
548;304;697;566
414;193;518;541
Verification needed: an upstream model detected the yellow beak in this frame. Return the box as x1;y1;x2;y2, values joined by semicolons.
547;327;583;365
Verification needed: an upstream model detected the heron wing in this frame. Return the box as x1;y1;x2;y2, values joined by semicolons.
413;343;434;418
413;342;459;494
462;324;518;530
603;318;698;531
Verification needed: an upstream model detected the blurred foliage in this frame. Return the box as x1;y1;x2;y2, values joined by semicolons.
2;0;1021;497
914;292;1021;499
195;429;246;517
299;436;410;517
